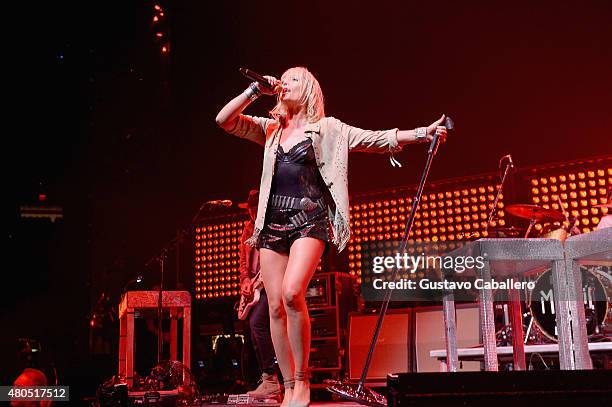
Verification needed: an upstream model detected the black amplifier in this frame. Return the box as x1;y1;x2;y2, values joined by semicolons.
305;272;356;373
306;272;354;310
310;337;343;369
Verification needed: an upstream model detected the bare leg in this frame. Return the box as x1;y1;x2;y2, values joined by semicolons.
260;248;293;406
283;238;325;407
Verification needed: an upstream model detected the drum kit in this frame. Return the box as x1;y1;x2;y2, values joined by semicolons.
503;203;568;239
490;201;611;345
528;265;611;341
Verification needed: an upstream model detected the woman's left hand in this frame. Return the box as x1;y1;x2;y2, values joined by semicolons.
426;114;448;143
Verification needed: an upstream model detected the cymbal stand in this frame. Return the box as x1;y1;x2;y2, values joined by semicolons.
524;216;537;238
484;155;513;235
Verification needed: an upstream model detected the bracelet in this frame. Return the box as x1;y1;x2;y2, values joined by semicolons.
415;127;427;141
244;82;261;101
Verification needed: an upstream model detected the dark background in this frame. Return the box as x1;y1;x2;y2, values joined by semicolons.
4;0;611;395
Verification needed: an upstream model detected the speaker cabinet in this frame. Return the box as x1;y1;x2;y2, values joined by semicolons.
348;304;480;379
414;304;480;372
348;311;410;380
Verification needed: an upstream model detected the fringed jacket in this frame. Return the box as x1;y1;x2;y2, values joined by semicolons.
227;115;402;252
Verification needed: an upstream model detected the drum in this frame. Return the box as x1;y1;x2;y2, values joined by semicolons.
541;227;569;242
528;266;612;341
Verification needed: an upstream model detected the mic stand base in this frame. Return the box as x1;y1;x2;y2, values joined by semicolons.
326;380;386;407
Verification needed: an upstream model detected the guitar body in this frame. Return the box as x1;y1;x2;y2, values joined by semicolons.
237;272;264;320
238;289;261;320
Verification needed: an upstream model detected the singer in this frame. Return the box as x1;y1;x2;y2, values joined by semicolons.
215;67;448;407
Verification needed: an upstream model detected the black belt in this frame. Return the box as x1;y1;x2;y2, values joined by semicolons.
270;195;325;211
270;195;326;227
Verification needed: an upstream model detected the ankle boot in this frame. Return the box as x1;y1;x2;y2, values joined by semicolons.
247;372;282;398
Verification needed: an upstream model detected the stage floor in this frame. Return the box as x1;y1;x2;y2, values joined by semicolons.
202;403;361;407
199;400;362;407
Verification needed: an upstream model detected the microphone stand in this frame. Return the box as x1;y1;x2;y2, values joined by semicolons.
145;246;172;365
328;117;453;406
143;201;229;365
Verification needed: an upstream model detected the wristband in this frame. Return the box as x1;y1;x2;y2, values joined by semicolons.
244;82;261;101
415;127;427;141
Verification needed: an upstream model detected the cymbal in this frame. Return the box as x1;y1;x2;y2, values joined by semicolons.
490;226;525;232
488;226;524;237
506;204;565;222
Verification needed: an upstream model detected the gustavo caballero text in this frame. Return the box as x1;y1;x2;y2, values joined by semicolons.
372;278;534;291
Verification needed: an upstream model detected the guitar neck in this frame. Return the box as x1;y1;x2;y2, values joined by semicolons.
252;271;263;288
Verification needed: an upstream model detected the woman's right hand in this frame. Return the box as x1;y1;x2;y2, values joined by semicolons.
258;75;281;96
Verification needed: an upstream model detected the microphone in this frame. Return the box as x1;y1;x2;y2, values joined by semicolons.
239;68;275;91
499;154;514;170
444;116;455;131
122;274;144;294
428;115;454;155
206;199;232;207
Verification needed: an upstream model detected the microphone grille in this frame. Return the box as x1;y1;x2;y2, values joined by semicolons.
444;116;455;131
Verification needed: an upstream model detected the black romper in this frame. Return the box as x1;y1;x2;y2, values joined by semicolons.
257;139;330;254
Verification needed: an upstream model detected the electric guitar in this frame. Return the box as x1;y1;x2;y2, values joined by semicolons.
237;272;264;320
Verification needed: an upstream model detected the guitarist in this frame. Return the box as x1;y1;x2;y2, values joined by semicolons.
239;189;281;398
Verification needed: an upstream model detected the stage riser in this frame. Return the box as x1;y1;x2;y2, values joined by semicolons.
389;395;609;406
387;370;612;406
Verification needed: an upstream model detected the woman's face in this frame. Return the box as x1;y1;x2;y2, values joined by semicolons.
280;70;303;104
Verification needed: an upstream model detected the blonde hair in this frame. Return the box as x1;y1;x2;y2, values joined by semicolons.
270;67;325;124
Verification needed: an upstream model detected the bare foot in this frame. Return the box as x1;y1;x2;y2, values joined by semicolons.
280;387;293;407
291;380;310;407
